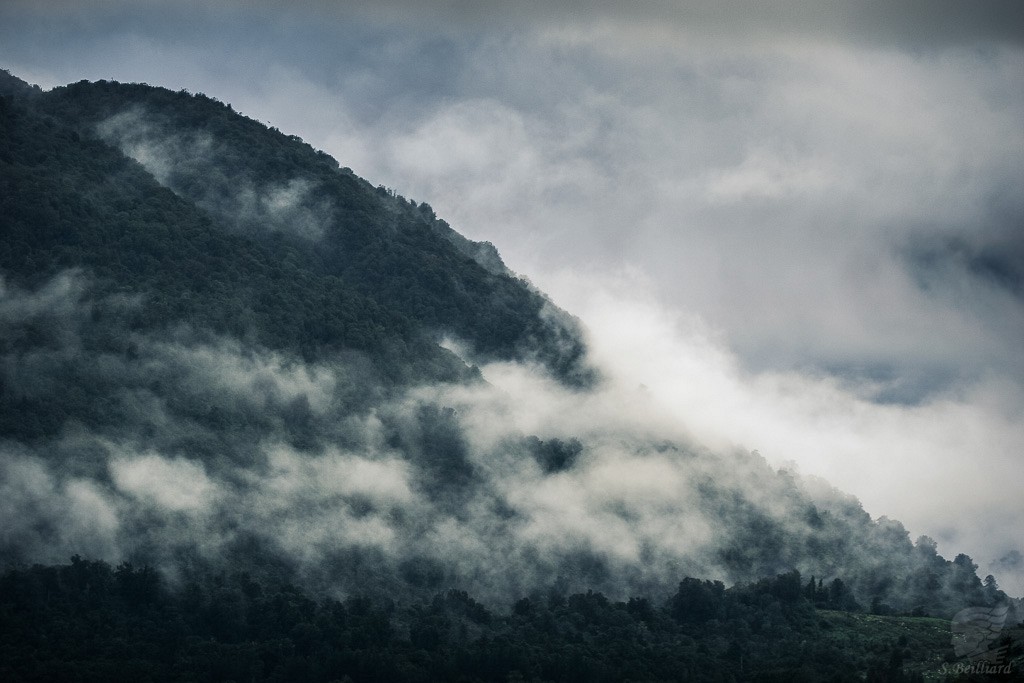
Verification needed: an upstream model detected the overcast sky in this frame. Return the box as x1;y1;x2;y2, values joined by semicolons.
2;1;1023;593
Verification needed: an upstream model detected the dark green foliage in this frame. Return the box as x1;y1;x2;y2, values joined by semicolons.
0;88;454;384
0;73;594;389
1;560;975;683
525;436;583;473
671;577;726;622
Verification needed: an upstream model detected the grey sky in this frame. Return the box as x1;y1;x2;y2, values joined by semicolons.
2;1;1022;592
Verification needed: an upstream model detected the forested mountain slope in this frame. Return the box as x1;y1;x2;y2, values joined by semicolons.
0;67;1018;652
1;70;592;387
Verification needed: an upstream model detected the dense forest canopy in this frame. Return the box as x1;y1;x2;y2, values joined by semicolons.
1;70;593;386
9;557;1021;682
1;67;1021;680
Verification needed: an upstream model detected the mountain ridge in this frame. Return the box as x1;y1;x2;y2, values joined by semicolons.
0;68;1018;628
0;68;594;387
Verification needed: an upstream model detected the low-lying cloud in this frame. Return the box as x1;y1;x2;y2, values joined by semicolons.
1;0;1022;604
98;106;334;240
3;270;1018;607
549;271;1024;595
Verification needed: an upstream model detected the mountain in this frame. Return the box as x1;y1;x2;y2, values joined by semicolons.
0;71;593;386
0;65;1018;649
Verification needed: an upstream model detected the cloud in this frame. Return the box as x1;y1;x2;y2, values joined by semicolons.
1;0;1022;603
0;449;121;564
704;148;835;202
0;270;1020;607
253;1;1024;49
111;453;216;513
545;271;1024;595
337;28;1024;400
97;106;335;240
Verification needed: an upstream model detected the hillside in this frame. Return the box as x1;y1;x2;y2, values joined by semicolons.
0;70;593;388
0;68;1020;680
8;559;1021;683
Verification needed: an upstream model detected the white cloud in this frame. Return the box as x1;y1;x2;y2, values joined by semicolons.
111;453;215;513
549;272;1024;594
262;445;415;506
705;148;835;202
0;450;121;562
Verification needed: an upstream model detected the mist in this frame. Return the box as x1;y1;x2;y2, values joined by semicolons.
97;105;335;240
1;0;1022;607
0;266;1015;611
553;272;1024;596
